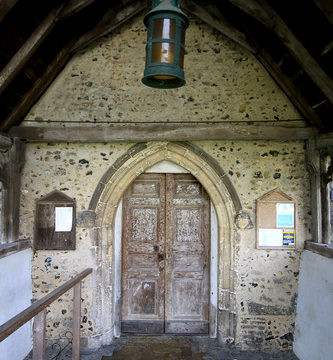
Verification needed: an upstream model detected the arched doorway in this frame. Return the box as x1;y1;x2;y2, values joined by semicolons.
88;142;241;347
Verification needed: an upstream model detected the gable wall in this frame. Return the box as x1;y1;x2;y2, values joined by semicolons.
19;15;310;351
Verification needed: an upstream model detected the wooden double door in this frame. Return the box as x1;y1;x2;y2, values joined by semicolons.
121;173;210;334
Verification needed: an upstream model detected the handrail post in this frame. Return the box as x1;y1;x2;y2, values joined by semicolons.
32;309;46;360
72;281;81;360
0;268;92;358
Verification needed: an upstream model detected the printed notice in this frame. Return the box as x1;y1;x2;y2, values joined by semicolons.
55;207;73;232
276;203;294;228
283;229;295;247
258;228;283;247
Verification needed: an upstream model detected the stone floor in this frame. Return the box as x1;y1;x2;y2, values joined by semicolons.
78;336;299;360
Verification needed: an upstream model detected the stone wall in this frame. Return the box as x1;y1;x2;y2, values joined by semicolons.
18;13;310;351
24;16;301;126
20;140;310;350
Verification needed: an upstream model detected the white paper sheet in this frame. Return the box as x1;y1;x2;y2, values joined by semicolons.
55;207;73;232
276;203;294;228
258;228;283;247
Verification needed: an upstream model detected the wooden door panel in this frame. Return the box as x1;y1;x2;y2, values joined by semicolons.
165;174;210;334
129;278;158;315
121;173;210;335
121;174;165;333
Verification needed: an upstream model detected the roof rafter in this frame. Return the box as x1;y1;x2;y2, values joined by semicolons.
313;0;333;25
0;4;64;95
72;0;147;52
0;41;75;131
182;0;255;53
227;0;333;104
58;0;96;20
0;0;18;22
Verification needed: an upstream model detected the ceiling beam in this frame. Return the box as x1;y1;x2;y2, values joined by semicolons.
0;0;18;22
182;0;255;53
316;133;333;148
9;124;318;142
0;5;63;95
0;42;75;132
72;0;147;52
58;0;95;19
227;0;333;104
313;0;333;25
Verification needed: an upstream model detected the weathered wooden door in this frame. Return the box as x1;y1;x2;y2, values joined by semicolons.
121;173;210;334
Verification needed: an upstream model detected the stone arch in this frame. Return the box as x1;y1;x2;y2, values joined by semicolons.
88;142;244;347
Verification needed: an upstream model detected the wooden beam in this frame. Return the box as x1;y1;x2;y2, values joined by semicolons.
72;282;81;360
252;41;326;131
227;0;333;104
32;310;46;360
9;124;318;142
316;133;333;148
226;0;273;28
0;42;75;132
0;268;92;343
305;241;333;259
58;0;95;19
0;133;12;150
313;0;333;25
72;0;146;51
0;5;63;95
182;0;255;53
306;139;322;243
0;0;18;22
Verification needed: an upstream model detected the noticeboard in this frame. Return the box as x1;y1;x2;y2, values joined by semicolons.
256;189;296;249
34;190;76;250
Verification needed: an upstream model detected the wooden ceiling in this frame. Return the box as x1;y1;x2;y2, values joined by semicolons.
0;0;332;134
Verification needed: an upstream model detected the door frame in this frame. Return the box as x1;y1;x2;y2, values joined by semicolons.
88;142;244;348
113;164;218;337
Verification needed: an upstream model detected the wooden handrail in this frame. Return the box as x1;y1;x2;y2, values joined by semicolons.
0;268;92;342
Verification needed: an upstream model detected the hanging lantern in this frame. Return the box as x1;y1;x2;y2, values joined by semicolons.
142;0;189;89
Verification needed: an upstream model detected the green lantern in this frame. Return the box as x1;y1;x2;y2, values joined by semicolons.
142;0;189;89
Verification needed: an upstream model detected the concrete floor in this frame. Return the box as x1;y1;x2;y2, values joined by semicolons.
78;336;299;360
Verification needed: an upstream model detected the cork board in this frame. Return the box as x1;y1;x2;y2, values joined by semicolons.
34;190;76;250
256;189;296;249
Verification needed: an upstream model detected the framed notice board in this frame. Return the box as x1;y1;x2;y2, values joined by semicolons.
256;189;296;249
34;190;76;250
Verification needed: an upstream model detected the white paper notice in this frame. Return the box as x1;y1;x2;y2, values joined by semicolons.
55;207;73;232
258;228;283;247
276;203;294;228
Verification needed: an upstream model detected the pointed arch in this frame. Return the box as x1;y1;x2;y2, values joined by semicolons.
88;142;241;347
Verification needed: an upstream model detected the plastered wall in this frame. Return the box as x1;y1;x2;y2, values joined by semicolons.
294;250;333;360
0;249;33;360
19;14;310;351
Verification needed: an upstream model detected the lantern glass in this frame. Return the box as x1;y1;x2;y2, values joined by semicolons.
153;18;176;40
151;42;175;64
